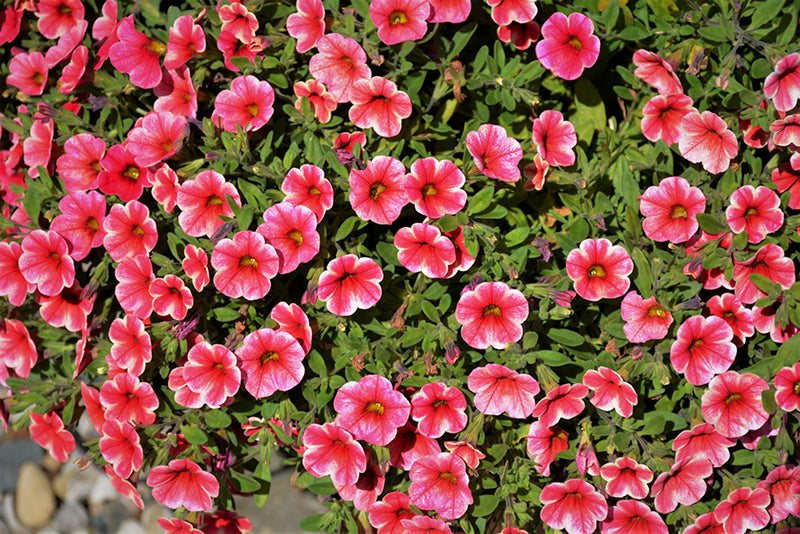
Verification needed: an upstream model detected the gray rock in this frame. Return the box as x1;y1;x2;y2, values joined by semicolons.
52;502;89;534
89;501;130;534
38;528;58;534
140;504;171;534
76;412;99;443
115;519;146;534
87;474;119;507
0;516;10;534
1;494;25;534
15;462;56;529
61;462;104;504
0;440;44;492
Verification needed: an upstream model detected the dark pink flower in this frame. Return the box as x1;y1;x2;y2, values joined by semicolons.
164;14;205;70
0;319;38;385
670;315;736;386
103;200;158;262
467;363;539;418
181;342;240;409
775;362;800;412
640;176;706;243
726;185;783;244
369;492;415;534
318;254;383;316
270;302;312;354
409;453;472;520
35;0;84;39
56;133;106;192
57;45;88;95
497;21;541;51
600;456;653;499
294;80;337;123
98;144;148;202
602;501;667;534
486;0;537;26
7;51;48;96
536;12;600;81
100;372;158;425
150;164;179;213
92;0;117;40
540;479;607;534
429;0;471;23
405;157;467;219
286;0;324;52
678;111;738;174
732;243;795;304
19;230;75;297
335;456;385;512
99;419;143;478
651;458;713;514
583;367;638;418
369;0;430;45
673;423;734;468
257;202;320;274
333;374;410;446
764;52;800;112
387;422;441;471
526;422;569;476
620;291;672;344
771;153;800;209
182;244;209;292
641;94;694;145
177;170;241;238
465;124;523;182
281;164;334;222
158;518;202;534
154;66;198;118
115;255;154;319
236;328;305;398
37;282;93;333
566;238;633;301
0;242;33;306
29;412;75;462
632;50;683;95
109;16;165;89
410;382;467;438
456;281;528;350
212;75;274;133
714;487;770;534
349;156;408;224
532;383;588;427
349;76;412;138
400;516;453;534
50;191;106;261
309;33;371;103
706;293;754;345
301;422;366;488
211;231;279;301
756;465;800;523
701;371;771;438
150;274;193;321
394;223;456;279
146;459;219;512
126;111;187;168
532;110;577;167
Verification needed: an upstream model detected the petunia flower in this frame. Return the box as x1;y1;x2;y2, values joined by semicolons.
0;242;34;306
540;479;607;534
19;229;75;297
301;422;367;488
713;487;770;534
706;293;754;345
281;164;334;222
309;33;372;103
56;133;106;192
535;12;600;81
150;275;193;321
108;315;151;377
348;156;409;225
640;175;706;243
318;254;383;316
50;190;106;261
602;500;668;534
756;465;800;523
236;328;305;398
182;244;209;292
582;367;638;418
725;185;783;243
177;170;241;238
526;422;569;476
672;423;735;468
115;255;154;320
92;0;117;40
620;291;672;344
100;372;159;425
29;412;76;462
34;0;85;39
404;157;467;219
154;66;198;118
774;362;800;412
467;363;539;418
212;75;275;133
651;458;713;514
146;459;219;512
157;518;202;534
369;492;415;534
38;282;93;333
257;202;320;274
23;119;53;178
497;21;541;51
98;144;149;202
641;94;694;145
335;456;386;511
599;456;653;499
532;110;577;167
532;383;589;427
181;342;240;409
465;124;523;182
99;419;143;479
287;0;324;52
294;80;337;124
216;30;266;72
455;281;528;349
126;111;187;168
164;14;205;70
409;453;472;520
387;422;441;471
0;319;38;385
701;371;771;438
683;513;726;534
211;231;280;301
410;382;467;438
394;223;456;279
732;242;795;304
670;315;736;386
7;51;48;96
771;153;800;209
486;0;536;25
333;374;410;446
400;516;453;534
632;50;683;95
369;0;430;45
103;200;158;262
678;111;738;174
348;76;413;138
764;52;800;112
444;440;485;470
566;238;633;301
109;16;165;89
770;114;800;147
429;0;471;23
270;302;313;354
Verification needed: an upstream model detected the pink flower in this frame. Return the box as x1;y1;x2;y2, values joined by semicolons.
678;111;738;174
19;230;75;297
349;156;409;224
465;124;523;182
526;422;569;476
713;487;770;534
157;519;202;534
387;422;441;471
640;175;706;243
602;501;667;534
404;157;467;219
706;293;754;345
294;80;337;123
34;0;84;39
756;465;800;522
164;14;205;70
701;371;771;438
270;302;312;354
309;33;371;103
670;315;736;386
429;0;471;23
92;0;117;40
725;185;783;243
212;75;275;133
333;374;410;446
181;342;241;409
444;440;485;469
0;319;38;384
100;372;158;425
455;281;528;349
318;254;383;316
467;363;539;418
349;76;412;138
219;2;258;42
672;423;734;468
281;164;333;222
22;118;53;179
257;203;320;274
540;479;607;534
102;200;158;262
400;517;453;534
410;382;467;438
115;255;154;320
150;274;193;321
211;231;279;301
641;94;694;145
56;133;106;192
7;51;48;96
770;114;800;147
0;242;33;306
369;0;430;45
599;456;653;499
154;66;198;118
126;111;187;168
409;453;472;520
487;0;537;25
775;362;800;412
29;411;75;462
732;243;795;304
394;223;456;279
532;383;589;427
651;458;713;513
50;190;106;261
99;420;143;478
566;238;633;301
109;16;164;89
536;12;600;81
177;170;241;238
37;282;93;333
98;144;148;202
369;492;415;534
286;0;324;52
632;50;683;95
146;459;219;512
301;422;366;487
335;456;385;511
236;328;305;398
620;291;672;344
764;52;800;112
532;110;577;167
582;367;638;418
683;513;726;534
497;21;541;51
183;244;210;292
108;315;151;377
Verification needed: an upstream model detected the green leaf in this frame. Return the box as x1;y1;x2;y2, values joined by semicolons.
618;25;649;40
545;328;585;347
447;22;478;62
571;80;606;144
180;425;208;445
213;307;241;322
205;410;231;429
230;470;261;493
505;227;530;247
467;187;494;215
696;213;729;235
334;216;361;241
308;350;327;377
751;58;774;79
298;514;327;532
472;494;500;517
749;273;780;297
749;0;785;29
531;350;571;366
631;248;653;298
698;25;728;42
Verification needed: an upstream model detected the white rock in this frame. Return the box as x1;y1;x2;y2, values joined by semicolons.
115;519;146;534
15;462;56;528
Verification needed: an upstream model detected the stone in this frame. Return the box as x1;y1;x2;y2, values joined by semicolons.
87;471;119;507
15;462;56;528
52;501;89;534
65;462;104;503
0;440;44;492
76;412;99;443
1;495;25;534
89;501;130;534
0;517;9;534
140;504;171;534
115;519;146;534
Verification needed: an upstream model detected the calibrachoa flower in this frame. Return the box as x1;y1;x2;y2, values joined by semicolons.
181;342;241;409
236;328;305;398
633;49;683;95
35;0;85;39
154;66;198;118
387;422;441;471
726;185;783;243
115;255;154;320
732;242;796;304
673;423;735;468
774;362;800;411
455;281;528;349
23;119;53;178
640;176;706;243
37;282;93;333
333;374;410;446
756;465;800;523
465;124;523;182
287;0;324;52
582;367;638;418
108;315;151;377
429;0;471;23
713;487;771;534
641;93;694;145
56;133;106;192
19;229;75;297
526;422;569;476
309;33;371;103
444;440;485;470
270;302;313;354
651;458;713;514
150;274;194;321
683;513;726;534
497;21;541;51
98;144;148;202
770;114;800;147
318;254;383;316
467;364;539;418
487;0;537;25
182;244;209;292
164;14;205;70
706;293;754;345
670;315;736;386
532;110;577;167
301;422;366;488
599;456;653;499
102;200;158;262
109;16;165;89
294;80;337;123
701;371;771;438
410;382;468;438
400;517;453;534
540;479;607;534
532;383;589;427
348;77;412;138
50;191;106;262
535;12;600;81
349;155;408;224
602;501;668;534
29;412;75;462
146;459;219;512
99;419;143;478
764;52;800;112
157;518;202;534
335;455;386;511
620;291;672;344
369;0;429;45
100;372;159;425
0;242;33;307
212;75;275;133
368;492;415;534
126;111;187;168
281;164;334;222
257;202;320;274
211;231;280;301
7;51;48;96
678;111;738;174
566;238;633;301
394;223;456;279
404;157;467;219
408;453;472;520
177;170;241;238
0;319;38;385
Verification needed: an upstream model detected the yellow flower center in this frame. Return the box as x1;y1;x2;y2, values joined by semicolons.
646;305;666;318
239;255;258;268
670;205;688;219
123;166;140;180
287;229;304;246
207;196;223;207
146;40;167;56
567;36;583;51
87;218;99;232
438;471;458;484
247;103;259;117
369;183;386;201
587;264;606;278
724;392;743;406
389;11;409;25
483;304;502;317
744;206;759;218
364;401;385;415
432;399;448;408
132;226;145;237
260;351;280;365
421;184;438;198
